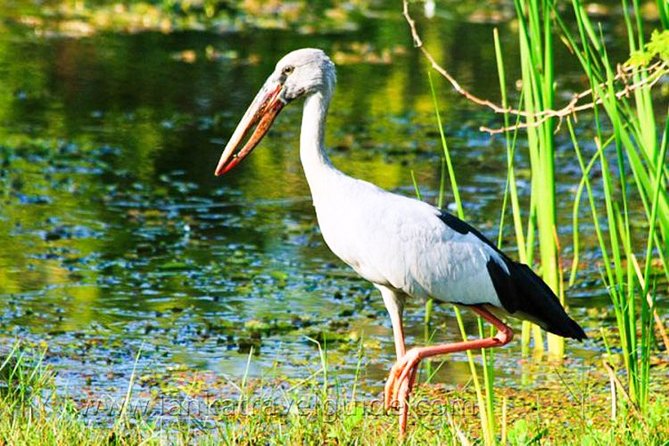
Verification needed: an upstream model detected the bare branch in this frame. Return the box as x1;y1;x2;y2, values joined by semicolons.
402;0;668;134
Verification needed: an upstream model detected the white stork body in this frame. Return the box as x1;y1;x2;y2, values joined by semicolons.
214;48;586;436
300;89;504;309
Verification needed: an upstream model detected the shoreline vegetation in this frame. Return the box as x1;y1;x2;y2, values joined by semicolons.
1;340;668;444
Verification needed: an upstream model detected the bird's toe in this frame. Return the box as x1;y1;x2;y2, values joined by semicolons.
392;349;421;402
384;361;403;409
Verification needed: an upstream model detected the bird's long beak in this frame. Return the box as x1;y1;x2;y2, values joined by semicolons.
214;80;286;176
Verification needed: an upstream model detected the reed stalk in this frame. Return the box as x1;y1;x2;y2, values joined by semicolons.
559;0;667;414
513;0;563;357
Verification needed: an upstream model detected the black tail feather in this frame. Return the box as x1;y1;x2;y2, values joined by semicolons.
487;259;587;341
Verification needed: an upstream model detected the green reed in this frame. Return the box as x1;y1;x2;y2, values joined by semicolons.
417;0;666;439
557;0;668;415
660;0;669;28
511;0;565;358
491;26;538;361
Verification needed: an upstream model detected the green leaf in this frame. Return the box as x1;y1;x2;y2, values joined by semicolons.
626;29;669;66
627;50;653;67
646;29;669;62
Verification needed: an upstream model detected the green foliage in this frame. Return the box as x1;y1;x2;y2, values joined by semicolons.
1;342;668;445
0;343;50;406
508;0;561;357
627;29;669;66
560;0;668;418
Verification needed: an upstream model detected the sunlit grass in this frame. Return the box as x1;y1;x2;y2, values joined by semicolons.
1;341;669;445
557;0;668;417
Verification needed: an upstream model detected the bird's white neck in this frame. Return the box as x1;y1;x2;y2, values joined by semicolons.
299;91;339;200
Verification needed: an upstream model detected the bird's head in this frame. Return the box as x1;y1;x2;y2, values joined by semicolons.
214;48;336;176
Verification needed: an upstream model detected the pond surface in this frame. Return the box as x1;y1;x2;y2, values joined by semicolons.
0;1;664;407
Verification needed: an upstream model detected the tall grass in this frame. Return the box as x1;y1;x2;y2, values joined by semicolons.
492;28;536;362
2;340;669;444
555;0;668;414
406;0;667;441
493;0;667;368
488;0;568;359
427;0;666;430
511;0;565;358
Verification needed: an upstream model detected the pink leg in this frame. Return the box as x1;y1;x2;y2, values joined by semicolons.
385;306;514;436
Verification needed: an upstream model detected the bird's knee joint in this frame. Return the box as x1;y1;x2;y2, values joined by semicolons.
495;327;514;345
403;347;422;364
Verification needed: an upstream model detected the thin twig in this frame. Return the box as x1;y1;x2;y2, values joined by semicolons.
604;360;617;420
481;65;666;134
402;0;668;134
602;361;646;423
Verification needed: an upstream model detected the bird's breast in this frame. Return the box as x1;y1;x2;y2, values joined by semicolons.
314;200;390;285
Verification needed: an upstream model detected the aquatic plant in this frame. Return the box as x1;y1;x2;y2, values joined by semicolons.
558;0;668;416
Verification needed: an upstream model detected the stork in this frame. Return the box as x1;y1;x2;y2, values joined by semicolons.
214;48;586;436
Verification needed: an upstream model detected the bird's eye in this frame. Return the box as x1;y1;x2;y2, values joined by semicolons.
282;65;294;76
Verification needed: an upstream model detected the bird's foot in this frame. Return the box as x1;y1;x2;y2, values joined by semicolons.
384;349;423;436
384;349;422;409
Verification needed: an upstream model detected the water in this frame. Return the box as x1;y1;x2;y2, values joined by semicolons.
0;1;662;407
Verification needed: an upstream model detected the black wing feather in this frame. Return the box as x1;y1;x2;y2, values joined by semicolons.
439;211;586;341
